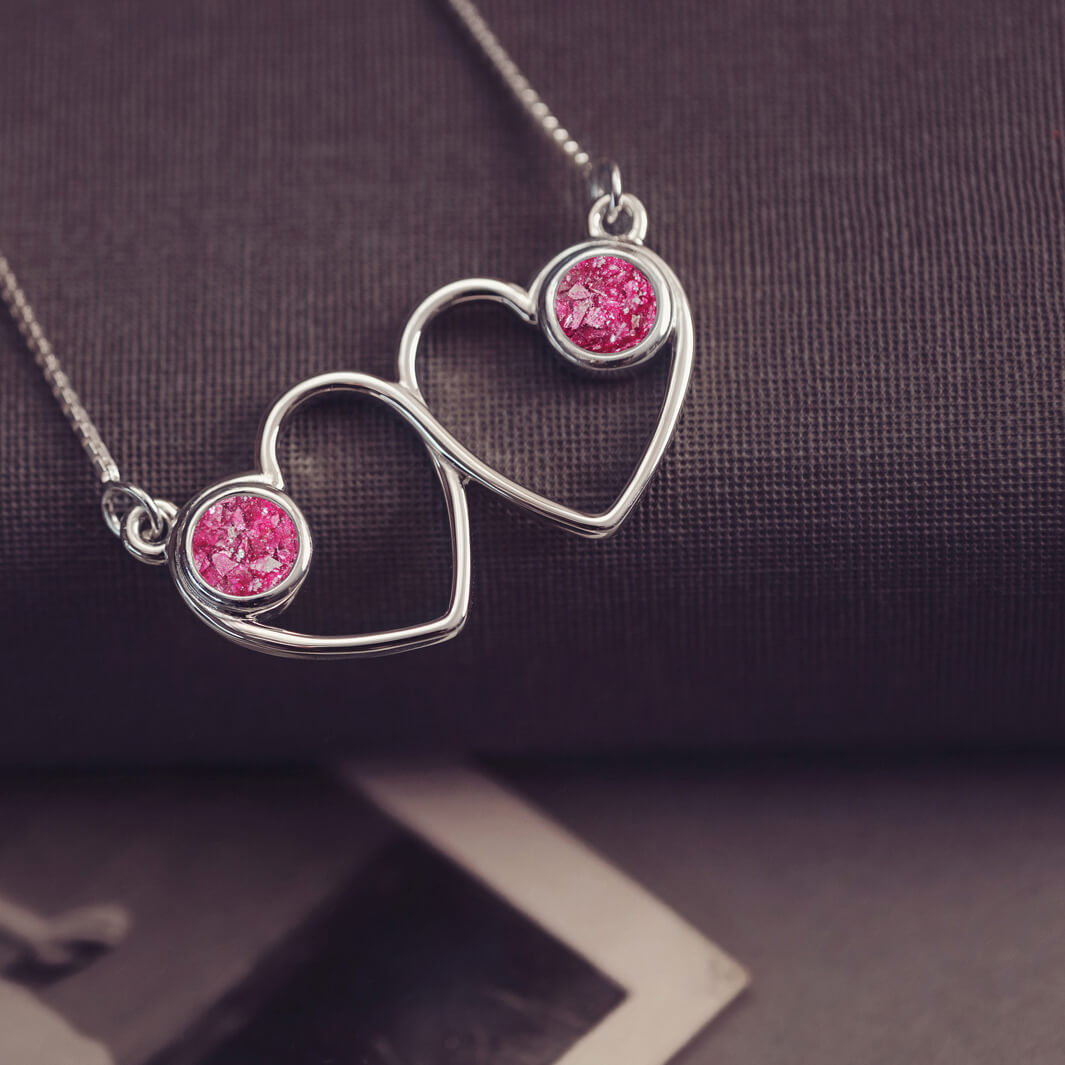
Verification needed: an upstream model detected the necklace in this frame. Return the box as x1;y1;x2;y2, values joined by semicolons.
0;0;693;658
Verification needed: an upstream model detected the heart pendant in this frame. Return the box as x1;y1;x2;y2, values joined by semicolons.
394;196;694;538
147;196;687;657
166;372;471;659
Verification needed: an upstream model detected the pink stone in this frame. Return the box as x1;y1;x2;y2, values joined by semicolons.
554;255;657;354
191;495;299;597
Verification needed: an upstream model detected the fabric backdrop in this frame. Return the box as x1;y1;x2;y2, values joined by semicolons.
1;0;1062;762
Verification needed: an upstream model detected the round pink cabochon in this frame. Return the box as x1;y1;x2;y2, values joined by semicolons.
191;494;299;597
553;254;657;354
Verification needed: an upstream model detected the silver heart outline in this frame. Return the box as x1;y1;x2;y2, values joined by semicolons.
394;240;694;539
169;372;471;659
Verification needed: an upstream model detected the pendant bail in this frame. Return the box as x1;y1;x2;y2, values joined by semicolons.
101;480;177;565
587;159;624;223
587;192;648;245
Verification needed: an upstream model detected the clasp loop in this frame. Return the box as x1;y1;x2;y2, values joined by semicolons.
101;480;178;565
588;192;649;245
587;159;624;224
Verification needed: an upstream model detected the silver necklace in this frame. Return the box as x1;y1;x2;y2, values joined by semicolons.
0;0;694;658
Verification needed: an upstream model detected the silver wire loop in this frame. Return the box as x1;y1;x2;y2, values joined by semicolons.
101;481;168;539
121;500;177;566
588;160;624;223
168;375;473;657
394;240;691;534
6;0;620;520
588;192;648;245
6;0;623;522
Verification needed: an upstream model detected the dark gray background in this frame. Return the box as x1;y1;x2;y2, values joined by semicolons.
1;0;1063;761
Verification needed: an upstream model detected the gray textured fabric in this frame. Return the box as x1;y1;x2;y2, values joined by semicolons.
1;0;1062;761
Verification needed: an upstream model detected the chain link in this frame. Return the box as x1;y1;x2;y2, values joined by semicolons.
2;0;618;524
0;253;120;484
1;252;176;558
445;0;594;176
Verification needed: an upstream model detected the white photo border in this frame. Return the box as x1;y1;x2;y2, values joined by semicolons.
343;762;749;1065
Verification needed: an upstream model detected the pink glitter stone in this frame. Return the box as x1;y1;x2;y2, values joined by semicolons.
554;255;657;354
191;494;299;597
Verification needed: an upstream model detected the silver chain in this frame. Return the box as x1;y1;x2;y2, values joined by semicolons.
0;251;175;560
1;0;622;550
0;253;119;484
445;0;592;173
445;0;625;215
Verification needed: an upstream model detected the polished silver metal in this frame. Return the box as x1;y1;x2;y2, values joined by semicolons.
102;480;179;566
101;480;167;538
588;160;624;223
588;192;648;244
1;251;180;558
2;0;615;538
168;373;472;658
444;0;593;175
1;0;689;656
170;483;312;615
0;252;120;484
396;237;693;539
121;499;178;566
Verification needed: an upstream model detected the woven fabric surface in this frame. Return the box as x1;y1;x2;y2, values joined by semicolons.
0;0;1062;761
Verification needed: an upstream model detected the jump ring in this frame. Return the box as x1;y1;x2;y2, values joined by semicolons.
101;481;167;539
121;500;178;566
587;160;623;222
587;192;648;245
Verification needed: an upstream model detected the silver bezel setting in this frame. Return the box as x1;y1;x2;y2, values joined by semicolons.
170;481;312;620
160;201;689;652
394;238;694;538
535;240;674;373
166;372;473;658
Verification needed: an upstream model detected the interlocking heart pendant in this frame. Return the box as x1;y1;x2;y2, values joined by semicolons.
166;373;471;658
395;197;694;538
161;194;690;657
